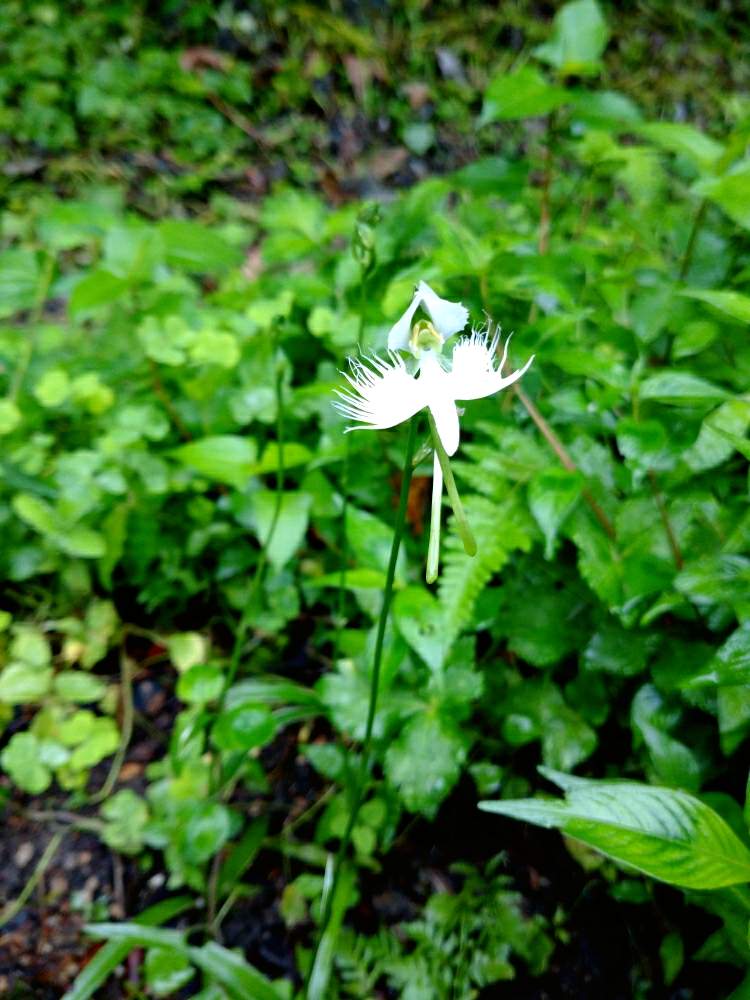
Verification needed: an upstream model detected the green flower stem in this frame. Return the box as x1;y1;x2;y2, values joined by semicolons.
307;417;418;998
427;412;476;557
426;451;442;584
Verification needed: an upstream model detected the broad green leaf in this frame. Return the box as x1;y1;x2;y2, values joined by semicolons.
696;622;750;687
480;768;750;889
533;0;610;77
528;468;583;559
172;436;258;489
680;288;750;324
638;371;729;406
158;221;242;272
70;269;130;313
385;713;467;817
480;67;569;125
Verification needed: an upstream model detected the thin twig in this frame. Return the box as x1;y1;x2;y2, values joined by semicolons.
90;647;135;804
514;385;616;540
648;470;683;570
0;832;64;927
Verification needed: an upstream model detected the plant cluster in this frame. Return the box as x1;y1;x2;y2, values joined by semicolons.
3;1;750;998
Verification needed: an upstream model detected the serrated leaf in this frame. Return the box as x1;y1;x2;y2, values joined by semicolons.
480;769;750;889
528;468;583;559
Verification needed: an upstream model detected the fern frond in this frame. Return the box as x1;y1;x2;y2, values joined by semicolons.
438;493;533;650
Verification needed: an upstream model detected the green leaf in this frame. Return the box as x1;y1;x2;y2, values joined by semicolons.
684;400;750;472
70;270;130;313
212;703;277;752
698;622;750;687
385;713;467;818
63;897;194;1000
0;399;21;435
250;490;311;570
680;288;750;324
0;663;53;703
393;586;447;672
158;221;242;272
480;768;750;890
533;0;610;77
631;684;702;791
177;664;225;705
480;67;570;125
638;371;729;406
0;250;40;317
694;161;750;231
53;671;107;702
101;789;150;855
144;946;195;997
172;436;258;489
500;678;597;771
167;632;208;673
180;803;232;864
583;620;653;676
528;468;583;559
1;732;52;792
189;941;281;1000
637;123;725;172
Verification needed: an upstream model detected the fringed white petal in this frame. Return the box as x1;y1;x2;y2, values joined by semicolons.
333;351;426;431
448;327;534;401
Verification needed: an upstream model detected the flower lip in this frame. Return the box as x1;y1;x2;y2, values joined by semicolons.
387;280;469;353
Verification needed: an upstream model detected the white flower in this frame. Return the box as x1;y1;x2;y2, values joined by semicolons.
387;281;469;353
334;325;534;456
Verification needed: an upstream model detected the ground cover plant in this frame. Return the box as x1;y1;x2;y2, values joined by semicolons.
3;1;750;997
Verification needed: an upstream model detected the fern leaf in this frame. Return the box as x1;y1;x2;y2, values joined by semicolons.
438;494;532;650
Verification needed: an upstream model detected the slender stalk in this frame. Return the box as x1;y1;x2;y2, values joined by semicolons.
514;384;616;540
427;412;476;556
223;359;286;696
648;470;683;570
426;452;443;584
90;647;134;804
679;198;708;282
0;832;64;927
307;418;418;997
